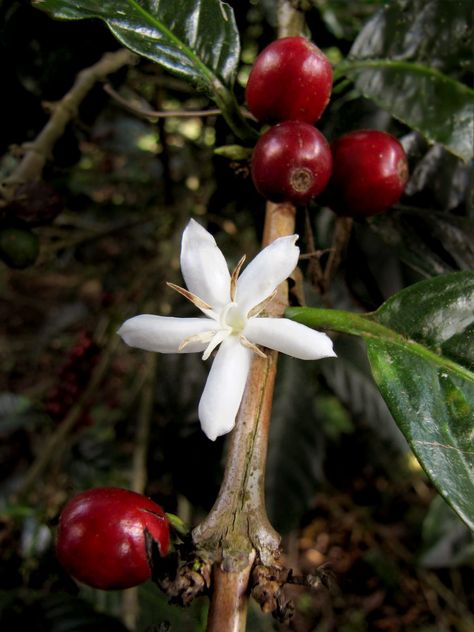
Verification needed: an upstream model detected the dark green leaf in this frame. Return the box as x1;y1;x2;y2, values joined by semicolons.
369;207;474;278
367;338;474;531
374;271;474;369
316;0;388;42
287;271;474;529
404;144;470;211
368;274;474;526
337;59;473;162
337;0;474;161
349;0;473;76
34;0;239;85
33;0;255;139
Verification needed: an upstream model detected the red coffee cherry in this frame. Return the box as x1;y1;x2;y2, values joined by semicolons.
56;487;170;590
251;121;332;206
245;36;333;124
327;130;409;216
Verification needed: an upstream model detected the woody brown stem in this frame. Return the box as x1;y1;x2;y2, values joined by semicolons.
200;5;303;629
194;202;296;630
206;552;256;632
2;49;135;197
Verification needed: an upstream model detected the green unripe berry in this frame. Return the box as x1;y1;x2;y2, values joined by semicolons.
0;227;39;269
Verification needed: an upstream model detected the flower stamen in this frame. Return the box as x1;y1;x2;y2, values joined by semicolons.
166;282;213;312
230;254;246;302
247;289;278;318
178;330;216;352
202;330;229;361
240;335;267;358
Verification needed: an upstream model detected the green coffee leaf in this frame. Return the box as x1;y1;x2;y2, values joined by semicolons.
34;0;239;85
349;0;473;76
337;60;473;162
337;0;474;161
287;271;474;529
33;0;255;139
370;207;474;278
367;339;474;530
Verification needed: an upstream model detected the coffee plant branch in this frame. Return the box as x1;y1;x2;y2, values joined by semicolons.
1;48;136;199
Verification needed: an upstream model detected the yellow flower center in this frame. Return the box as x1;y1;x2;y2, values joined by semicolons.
220;302;247;335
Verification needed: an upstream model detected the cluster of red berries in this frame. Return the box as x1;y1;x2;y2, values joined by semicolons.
56;487;170;590
246;36;408;216
45;331;100;425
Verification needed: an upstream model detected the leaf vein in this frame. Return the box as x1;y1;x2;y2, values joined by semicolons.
414;440;474;456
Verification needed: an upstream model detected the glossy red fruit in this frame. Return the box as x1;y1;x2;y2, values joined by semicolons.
56;487;170;590
246;36;333;124
327;130;409;216
251;121;332;206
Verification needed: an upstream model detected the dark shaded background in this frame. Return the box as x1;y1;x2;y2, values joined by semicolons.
0;1;473;630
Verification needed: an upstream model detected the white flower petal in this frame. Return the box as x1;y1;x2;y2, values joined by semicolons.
118;315;214;353
201;329;228;361
198;337;252;440
236;235;299;314
180;219;231;310
244;317;336;360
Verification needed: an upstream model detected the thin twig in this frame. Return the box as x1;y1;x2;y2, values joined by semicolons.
104;82;256;123
15;212;182;502
122;351;157;631
322;217;353;293
130;352;156;495
420;570;473;619
2;49;136;196
103;83;221;120
304;207;327;298
16;334;120;499
299;249;331;260
38;209;168;262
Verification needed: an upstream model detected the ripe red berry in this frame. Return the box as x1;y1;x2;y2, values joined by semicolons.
327;130;409;216
251;121;332;206
246;36;333;124
56;487;170;590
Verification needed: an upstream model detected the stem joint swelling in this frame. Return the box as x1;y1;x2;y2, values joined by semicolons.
149;538;334;624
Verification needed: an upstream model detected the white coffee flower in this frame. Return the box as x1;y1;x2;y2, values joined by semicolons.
118;219;335;440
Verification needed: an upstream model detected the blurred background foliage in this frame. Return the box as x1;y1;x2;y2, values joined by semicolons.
0;0;473;630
